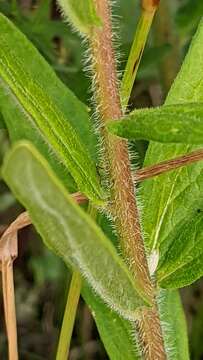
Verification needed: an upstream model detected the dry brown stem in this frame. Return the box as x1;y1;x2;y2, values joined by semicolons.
0;212;31;360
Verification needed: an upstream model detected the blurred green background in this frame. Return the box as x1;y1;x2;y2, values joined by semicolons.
0;0;203;359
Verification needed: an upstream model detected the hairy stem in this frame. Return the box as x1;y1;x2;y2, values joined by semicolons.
91;0;152;299
135;148;203;182
91;0;166;358
65;148;203;207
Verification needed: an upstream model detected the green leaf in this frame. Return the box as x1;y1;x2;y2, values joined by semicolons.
175;0;203;34
107;103;203;144
57;0;102;36
157;211;203;288
0;13;104;204
158;290;190;360
82;215;141;360
17;5;69;65
82;285;141;360
2;141;151;320
141;18;203;287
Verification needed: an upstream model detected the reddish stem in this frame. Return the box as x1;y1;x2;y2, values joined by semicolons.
91;0;152;298
90;1;166;358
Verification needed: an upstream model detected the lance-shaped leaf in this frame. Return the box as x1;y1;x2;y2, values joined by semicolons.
2;141;151;320
140;18;203;288
57;0;102;36
107;103;203;144
0;14;104;204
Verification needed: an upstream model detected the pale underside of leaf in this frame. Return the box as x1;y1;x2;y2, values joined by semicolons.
2;141;151;321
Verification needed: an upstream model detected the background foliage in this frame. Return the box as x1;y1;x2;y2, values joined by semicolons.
0;0;203;359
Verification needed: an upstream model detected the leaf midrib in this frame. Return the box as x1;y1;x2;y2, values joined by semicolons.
0;61;102;201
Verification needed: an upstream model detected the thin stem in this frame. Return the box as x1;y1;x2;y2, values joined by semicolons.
56;271;82;360
0;212;31;360
2;260;18;360
135;148;203;182
56;203;97;360
64;148;203;204
121;0;159;109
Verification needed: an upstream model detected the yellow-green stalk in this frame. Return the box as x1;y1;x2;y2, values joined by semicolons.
121;0;160;109
56;272;81;360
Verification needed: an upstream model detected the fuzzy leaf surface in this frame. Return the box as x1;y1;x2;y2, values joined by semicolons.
108;103;203;144
141;18;203;288
2;141;151;320
57;0;102;36
0;14;104;204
